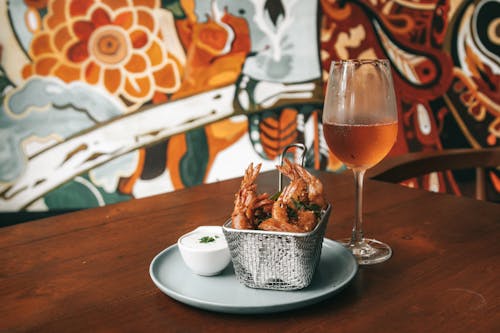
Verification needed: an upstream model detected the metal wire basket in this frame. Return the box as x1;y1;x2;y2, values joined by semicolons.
222;143;331;290
222;205;331;290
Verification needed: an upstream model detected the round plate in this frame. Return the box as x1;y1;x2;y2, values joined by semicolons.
149;238;358;314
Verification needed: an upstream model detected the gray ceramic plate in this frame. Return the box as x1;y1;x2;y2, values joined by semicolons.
149;238;357;314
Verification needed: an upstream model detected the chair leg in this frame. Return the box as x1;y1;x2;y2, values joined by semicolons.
475;167;486;200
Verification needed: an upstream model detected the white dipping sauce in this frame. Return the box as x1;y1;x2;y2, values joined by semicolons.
180;232;227;251
178;226;231;276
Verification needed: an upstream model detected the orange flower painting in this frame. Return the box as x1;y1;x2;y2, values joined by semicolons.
22;0;183;111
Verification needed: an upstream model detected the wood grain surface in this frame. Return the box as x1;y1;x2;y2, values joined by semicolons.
1;171;499;332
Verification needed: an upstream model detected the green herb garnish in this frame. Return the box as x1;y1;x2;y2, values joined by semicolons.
289;200;323;219
254;206;272;226
287;205;298;219
269;191;282;201
199;236;217;243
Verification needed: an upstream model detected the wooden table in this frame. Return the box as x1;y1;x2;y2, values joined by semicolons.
1;171;499;332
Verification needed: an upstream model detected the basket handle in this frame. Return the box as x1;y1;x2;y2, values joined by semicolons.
278;143;307;192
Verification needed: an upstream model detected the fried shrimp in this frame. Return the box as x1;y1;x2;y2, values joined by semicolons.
293;162;327;209
231;163;273;229
231;161;327;232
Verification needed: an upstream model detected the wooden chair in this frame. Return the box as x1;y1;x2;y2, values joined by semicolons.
368;147;500;200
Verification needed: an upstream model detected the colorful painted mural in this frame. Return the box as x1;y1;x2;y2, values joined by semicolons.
0;0;498;213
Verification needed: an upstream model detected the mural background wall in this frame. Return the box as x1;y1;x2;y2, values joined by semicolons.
1;0;499;215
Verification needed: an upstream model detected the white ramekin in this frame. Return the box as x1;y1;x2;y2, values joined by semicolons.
177;226;231;276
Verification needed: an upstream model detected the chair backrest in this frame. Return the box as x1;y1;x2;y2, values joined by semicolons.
368;148;500;200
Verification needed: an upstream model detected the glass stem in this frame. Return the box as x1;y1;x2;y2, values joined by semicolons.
352;169;366;244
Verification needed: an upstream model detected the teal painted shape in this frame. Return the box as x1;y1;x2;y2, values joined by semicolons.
0;64;15;105
179;128;209;187
44;175;132;210
161;0;186;18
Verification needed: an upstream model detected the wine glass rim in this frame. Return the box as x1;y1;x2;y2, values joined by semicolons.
330;59;390;65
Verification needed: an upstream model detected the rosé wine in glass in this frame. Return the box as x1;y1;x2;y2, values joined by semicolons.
323;122;397;170
323;59;398;265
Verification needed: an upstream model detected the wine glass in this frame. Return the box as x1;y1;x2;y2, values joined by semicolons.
322;59;398;265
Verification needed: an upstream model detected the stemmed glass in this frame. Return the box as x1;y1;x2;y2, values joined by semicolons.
322;59;398;265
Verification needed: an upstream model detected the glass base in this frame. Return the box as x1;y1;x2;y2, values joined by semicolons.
338;238;392;265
